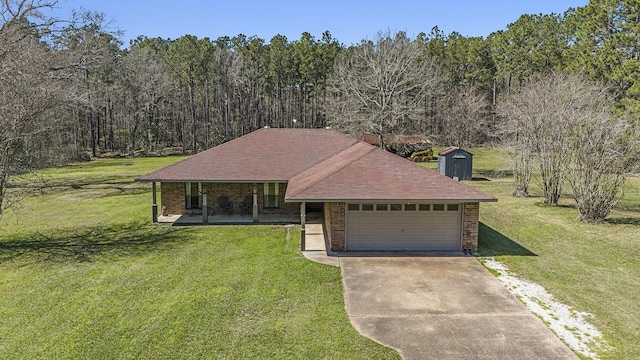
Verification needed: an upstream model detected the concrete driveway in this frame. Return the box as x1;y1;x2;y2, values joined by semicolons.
340;255;578;360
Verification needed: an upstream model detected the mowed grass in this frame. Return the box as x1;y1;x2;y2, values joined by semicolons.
4;151;639;359
0;157;399;359
456;150;640;360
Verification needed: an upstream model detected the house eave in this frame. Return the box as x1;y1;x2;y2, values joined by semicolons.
285;197;498;203
136;178;289;183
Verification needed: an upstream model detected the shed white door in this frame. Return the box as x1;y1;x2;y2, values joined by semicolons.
346;203;461;251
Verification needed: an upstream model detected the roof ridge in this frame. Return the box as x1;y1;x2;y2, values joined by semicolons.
286;141;376;198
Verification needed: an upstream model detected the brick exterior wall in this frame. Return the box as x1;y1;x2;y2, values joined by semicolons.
161;181;298;216
269;183;299;215
161;182;185;215
325;202;345;252
204;183;254;215
462;202;480;254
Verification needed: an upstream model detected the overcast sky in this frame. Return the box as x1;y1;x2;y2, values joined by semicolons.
47;0;589;46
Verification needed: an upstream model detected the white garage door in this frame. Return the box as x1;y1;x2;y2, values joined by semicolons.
346;203;461;251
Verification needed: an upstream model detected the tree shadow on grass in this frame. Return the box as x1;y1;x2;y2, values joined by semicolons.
0;222;193;264
40;181;150;198
477;222;537;257
606;217;640;226
473;169;513;179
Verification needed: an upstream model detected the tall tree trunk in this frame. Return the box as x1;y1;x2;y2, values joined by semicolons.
189;81;197;153
108;97;114;151
86;70;96;157
204;78;210;149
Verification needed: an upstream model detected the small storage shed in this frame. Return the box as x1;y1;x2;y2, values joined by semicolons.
438;147;473;180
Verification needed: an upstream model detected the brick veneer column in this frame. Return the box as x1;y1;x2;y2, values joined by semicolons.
324;202;333;246
328;202;345;252
462;202;480;253
161;182;185;215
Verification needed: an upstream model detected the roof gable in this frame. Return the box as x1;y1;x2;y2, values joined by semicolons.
285;144;495;202
286;142;376;199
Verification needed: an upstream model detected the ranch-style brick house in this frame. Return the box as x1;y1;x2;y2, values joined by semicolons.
136;128;497;253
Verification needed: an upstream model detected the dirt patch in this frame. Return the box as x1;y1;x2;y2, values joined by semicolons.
481;258;610;359
57;189;121;201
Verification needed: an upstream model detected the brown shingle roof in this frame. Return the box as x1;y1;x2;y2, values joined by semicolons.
286;143;495;202
137;128;496;203
285;142;376;199
136;128;358;182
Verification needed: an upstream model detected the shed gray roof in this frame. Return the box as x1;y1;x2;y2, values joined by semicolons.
439;146;473;156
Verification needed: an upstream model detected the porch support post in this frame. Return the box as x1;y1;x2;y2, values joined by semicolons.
252;184;258;222
152;182;158;223
202;184;208;224
300;202;306;251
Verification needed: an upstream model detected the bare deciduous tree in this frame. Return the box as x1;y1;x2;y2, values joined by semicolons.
500;73;636;220
499;142;533;197
498;74;580;205
566;92;634;222
439;87;491;147
52;9;122;158
325;31;442;142
118;44;174;154
0;0;68;214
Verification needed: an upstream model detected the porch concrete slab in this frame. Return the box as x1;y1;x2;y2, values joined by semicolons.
340;256;578;360
157;214;181;223
302;250;340;267
303;223;326;251
159;214;299;225
302;223;341;267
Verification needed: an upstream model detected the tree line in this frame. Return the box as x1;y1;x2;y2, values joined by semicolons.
1;0;639;220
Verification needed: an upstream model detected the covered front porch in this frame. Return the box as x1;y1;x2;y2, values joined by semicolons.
149;181;301;222
158;212;321;225
147;180;325;251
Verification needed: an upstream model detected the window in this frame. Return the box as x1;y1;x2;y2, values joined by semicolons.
348;204;360;211
376;204;388;211
264;182;279;208
433;204;445;211
419;204;431;211
447;204;459;211
362;204;374;211
390;204;402;211
404;204;416;211
185;182;201;209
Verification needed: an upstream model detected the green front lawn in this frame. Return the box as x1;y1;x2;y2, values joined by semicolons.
3;151;639;359
0;158;398;359
464;150;640;360
420;147;639;358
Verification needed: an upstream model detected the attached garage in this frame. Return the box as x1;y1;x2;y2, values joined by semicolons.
346;203;462;251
